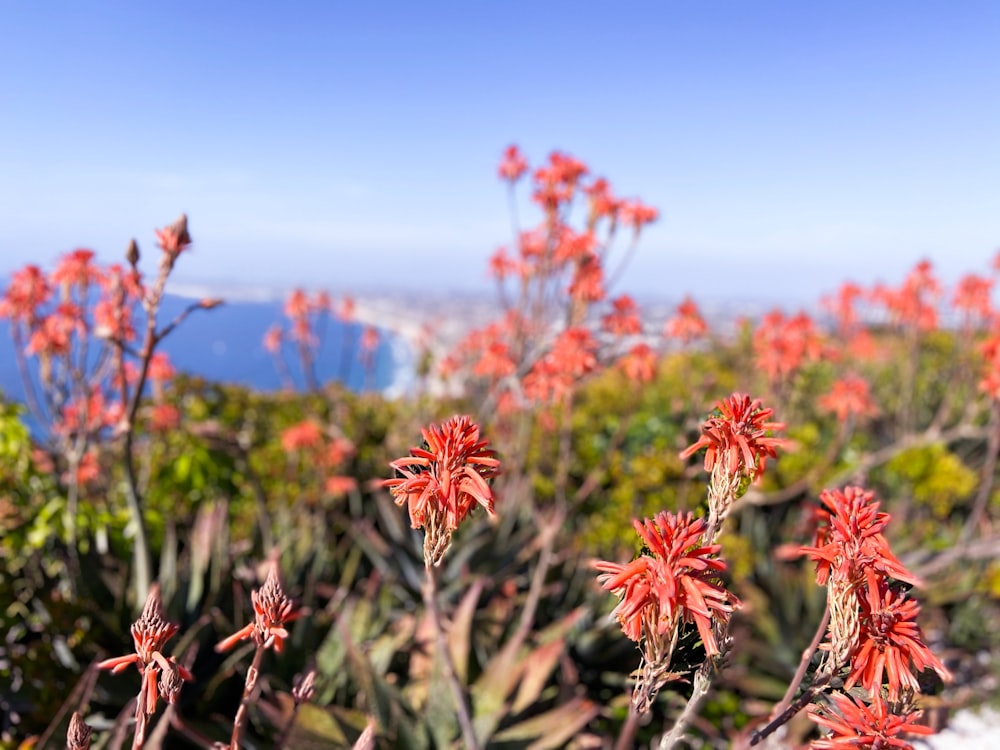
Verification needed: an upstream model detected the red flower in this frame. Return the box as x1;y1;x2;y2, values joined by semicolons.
567;252;605;302
532;151;588;212
148;403;181;432
216;561;303;653
360;325;379;353
618;342;657;384
383;415;499;566
312;290;332;313
602;295;642;336
872;260;941;332
809;691;935;749
821;282;865;332
284;288;310;320
664;296;708;343
281;419;324;453
584;177;621;224
324;475;358;496
155;214;192;260
980;331;1000;399
0;265;51;324
57;390;120;438
844;568;951;701
262;324;283;354
618;199;659;235
797;487;919;588
553;226;597;266
488;246;520;281
818;375;878;423
680;393;785;481
753;309;824;382
473;341;517;380
98;585;193;717
26;304;82;357
51;249;103;294
523;327;598;404
498;144;528;182
594;511;738;656
952;273;993;322
338;295;356;322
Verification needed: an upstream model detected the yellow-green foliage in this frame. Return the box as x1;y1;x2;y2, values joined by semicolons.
772;422;823;486
883;443;977;519
717;528;754;584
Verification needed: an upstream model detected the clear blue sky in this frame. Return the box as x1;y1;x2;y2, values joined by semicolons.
2;1;998;304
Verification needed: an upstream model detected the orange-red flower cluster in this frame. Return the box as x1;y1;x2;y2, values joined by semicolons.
664;296;708;344
845;567;950;701
594;511;738;658
384;415;499;566
753;309;825;383
798;487;917;588
680;393;785;481
871;260;941;332
280;418;357;497
809;691;934;750
794;487;950;706
602;294;642;336
522;327;598;405
498;144;528;182
216;561;303;654
818;375;878;424
952;272;994;323
617;342;658;384
98;586;193;720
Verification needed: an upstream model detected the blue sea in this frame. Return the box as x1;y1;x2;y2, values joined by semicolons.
0;292;403;407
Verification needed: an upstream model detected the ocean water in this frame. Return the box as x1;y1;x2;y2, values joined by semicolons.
0;293;402;409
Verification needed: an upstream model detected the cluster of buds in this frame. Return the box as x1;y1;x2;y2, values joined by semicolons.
96;586;192;747
216;560;304;654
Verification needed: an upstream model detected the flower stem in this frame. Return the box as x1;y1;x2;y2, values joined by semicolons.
422;562;481;750
230;645;266;749
658;663;713;749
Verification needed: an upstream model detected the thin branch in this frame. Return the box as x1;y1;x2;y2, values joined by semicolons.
769;602;829;722
739;423;991;510
960;399;1000;544
613;702;642;750
750;672;831;746
910;534;1000;578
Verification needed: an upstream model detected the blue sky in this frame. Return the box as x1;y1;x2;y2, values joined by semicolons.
2;1;998;304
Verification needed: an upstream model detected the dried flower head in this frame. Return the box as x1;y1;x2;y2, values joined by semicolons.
384;415;500;566
292;668;317;705
216;560;303;654
67;711;93;750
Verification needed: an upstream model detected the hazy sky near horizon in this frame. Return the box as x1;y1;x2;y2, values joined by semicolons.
2;1;998;305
